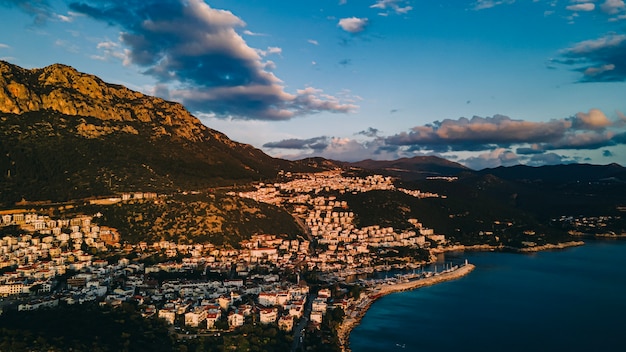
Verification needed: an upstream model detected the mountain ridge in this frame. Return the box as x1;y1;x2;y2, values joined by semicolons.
340;155;470;180
0;61;323;206
479;162;626;183
1;60;232;142
1;60;624;207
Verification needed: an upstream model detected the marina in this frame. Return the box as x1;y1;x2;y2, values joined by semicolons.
337;261;475;351
350;240;626;352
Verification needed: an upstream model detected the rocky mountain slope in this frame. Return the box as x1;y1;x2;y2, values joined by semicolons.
0;61;319;206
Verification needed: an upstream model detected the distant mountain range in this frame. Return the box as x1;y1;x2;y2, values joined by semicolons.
479;163;626;184
0;60;624;208
341;156;469;180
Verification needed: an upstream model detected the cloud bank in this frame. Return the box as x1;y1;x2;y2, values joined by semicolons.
66;0;356;120
264;109;626;168
383;110;624;152
558;33;626;82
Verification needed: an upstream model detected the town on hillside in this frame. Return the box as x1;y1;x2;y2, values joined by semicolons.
0;169;604;348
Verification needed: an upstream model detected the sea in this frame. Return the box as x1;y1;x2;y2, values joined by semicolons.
349;239;626;352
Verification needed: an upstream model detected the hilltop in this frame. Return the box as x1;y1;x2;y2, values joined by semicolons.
345;156;469;180
0;61;324;206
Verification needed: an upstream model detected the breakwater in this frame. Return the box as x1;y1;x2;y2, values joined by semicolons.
337;263;475;352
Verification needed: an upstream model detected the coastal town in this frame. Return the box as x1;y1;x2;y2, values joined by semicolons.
1;168;600;350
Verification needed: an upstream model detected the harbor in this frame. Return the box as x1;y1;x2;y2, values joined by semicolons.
337;261;475;352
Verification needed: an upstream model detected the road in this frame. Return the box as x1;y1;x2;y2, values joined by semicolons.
290;293;315;352
293;215;313;242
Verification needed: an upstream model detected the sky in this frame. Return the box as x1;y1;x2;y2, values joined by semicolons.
1;0;626;170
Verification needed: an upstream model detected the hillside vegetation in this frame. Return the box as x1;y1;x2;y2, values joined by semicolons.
0;61;322;206
74;192;305;247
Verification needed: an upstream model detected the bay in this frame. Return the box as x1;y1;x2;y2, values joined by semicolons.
349;240;626;352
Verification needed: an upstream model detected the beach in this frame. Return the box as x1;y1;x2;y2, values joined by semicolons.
336;263;476;352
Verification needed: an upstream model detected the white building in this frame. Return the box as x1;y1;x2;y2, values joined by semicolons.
158;308;176;325
185;307;208;327
310;311;323;324
259;308;278;324
228;311;245;328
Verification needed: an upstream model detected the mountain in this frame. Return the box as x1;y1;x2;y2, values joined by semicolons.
405;163;626;221
344;156;470;180
0;61;321;206
344;158;626;220
479;163;626;184
471;163;626;220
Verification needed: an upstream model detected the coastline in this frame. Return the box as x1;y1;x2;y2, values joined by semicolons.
509;241;585;252
430;240;585;254
337;263;476;352
337;240;585;351
341;240;626;352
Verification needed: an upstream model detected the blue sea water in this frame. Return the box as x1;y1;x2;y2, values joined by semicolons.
349;240;626;352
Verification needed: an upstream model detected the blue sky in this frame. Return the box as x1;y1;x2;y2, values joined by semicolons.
1;0;626;169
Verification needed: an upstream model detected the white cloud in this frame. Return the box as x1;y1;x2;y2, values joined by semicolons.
96;41;118;50
319;138;378;161
93;40;130;65
308;39;319;46
566;3;596;11
601;0;626;14
472;0;515;11
370;0;413;15
55;9;84;23
0;43;9;49
242;30;267;36
56;14;72;22
256;46;282;57
384;109;625;153
584;63;616;76
385;115;572;151
549;130;616;149
292;87;358;114
338;17;369;33
565;34;626;54
558;33;626;81
572;109;613;130
262;109;626;166
459;148;520;170
71;0;358;120
268;137;404;162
